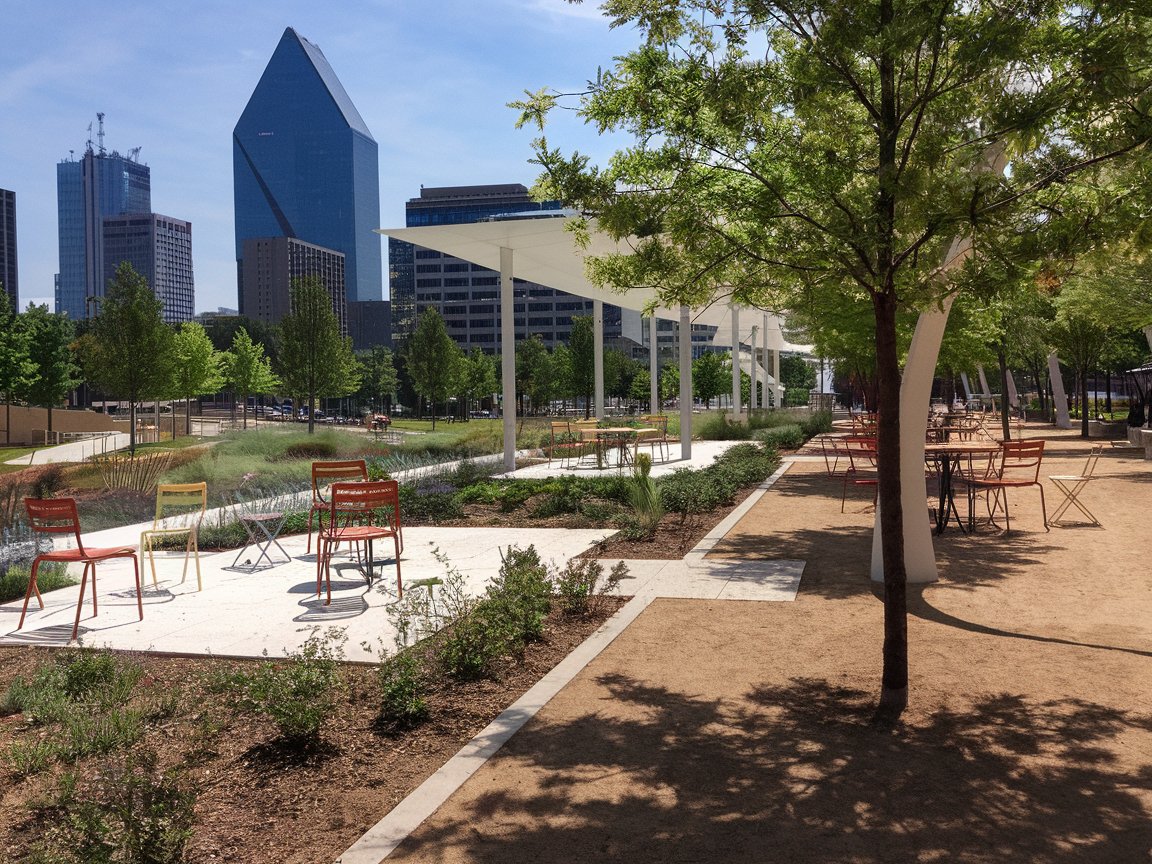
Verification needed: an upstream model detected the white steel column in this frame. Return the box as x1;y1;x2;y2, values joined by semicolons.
977;365;992;403
593;299;605;419
1005;370;1019;408
749;325;759;411
730;304;741;415
679;305;692;459
1049;352;1071;428
648;316;659;415
772;347;781;408
960;372;973;401
500;247;516;472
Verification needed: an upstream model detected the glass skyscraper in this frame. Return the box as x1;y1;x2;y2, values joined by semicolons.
233;27;382;304
56;146;151;319
0;189;16;309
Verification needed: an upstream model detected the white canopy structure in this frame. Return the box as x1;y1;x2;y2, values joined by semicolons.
377;216;800;470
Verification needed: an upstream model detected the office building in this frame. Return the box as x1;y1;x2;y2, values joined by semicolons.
57;137;151;319
234;27;382;308
348;300;391;351
239;236;347;334
0;189;16;309
102;214;195;322
389;183;641;353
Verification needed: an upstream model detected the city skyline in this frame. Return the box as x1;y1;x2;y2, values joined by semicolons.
0;0;636;315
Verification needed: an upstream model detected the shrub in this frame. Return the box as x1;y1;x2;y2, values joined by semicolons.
30;464;67;499
399;484;464;522
696;415;752;440
219;630;345;743
554;559;628;616
438;598;514;681
282;440;338;459
714;441;781;486
801;410;834;437
627;453;663;537
753;424;806;450
0;562;76;605
658;467;736;514
488;546;553;644
36;751;196;864
378;651;429;730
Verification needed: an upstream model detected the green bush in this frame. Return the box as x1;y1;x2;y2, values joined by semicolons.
0;562;77;604
696;415;752;440
378;652;429;730
800;410;834;437
753;424;806;450
627;453;664;537
438;598;515;681
35;751;196;864
713;441;782;486
282;440;338;460
657;467;737;513
399;484;464;522
488;546;553;644
554;559;628;616
217;631;345;743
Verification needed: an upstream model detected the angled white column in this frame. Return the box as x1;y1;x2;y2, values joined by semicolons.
594;299;604;419
500;247;516;472
1049;352;1071;428
1005;370;1019;408
679;305;692;459
960;372;973;401
730;303;741;415
749;325;759;411
648;316;659;415
977;365;992;402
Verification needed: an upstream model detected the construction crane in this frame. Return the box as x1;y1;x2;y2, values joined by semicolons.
96;112;105;155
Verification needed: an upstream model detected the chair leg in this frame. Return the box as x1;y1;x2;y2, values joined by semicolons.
133;557;143;621
192;534;202;591
17;558;45;630
395;533;403;599
180;533;192;586
1037;483;1048;531
72;563;92;641
306;508;315;554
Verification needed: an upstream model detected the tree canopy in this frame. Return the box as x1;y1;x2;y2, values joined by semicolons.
515;0;1152;719
406;308;462;430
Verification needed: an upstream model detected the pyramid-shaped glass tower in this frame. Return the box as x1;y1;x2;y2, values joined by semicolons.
233;27;381;302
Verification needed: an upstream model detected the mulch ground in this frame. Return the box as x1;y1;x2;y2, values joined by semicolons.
382;427;1152;863
0;601;625;864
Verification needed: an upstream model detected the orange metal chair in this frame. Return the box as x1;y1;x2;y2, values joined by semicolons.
961;439;1049;532
19;497;142;640
307;459;369;554
315;480;403;606
841;436;878;512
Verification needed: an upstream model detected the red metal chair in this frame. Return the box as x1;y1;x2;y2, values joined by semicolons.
315;480;403;606
19;497;142;640
961;439;1049;532
841;436;878;512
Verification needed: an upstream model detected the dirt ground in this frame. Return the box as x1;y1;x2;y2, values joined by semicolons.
386;427;1152;863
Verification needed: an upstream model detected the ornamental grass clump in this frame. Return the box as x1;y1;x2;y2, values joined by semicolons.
627;453;663;538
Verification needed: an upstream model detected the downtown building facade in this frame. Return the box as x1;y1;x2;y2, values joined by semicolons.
389;184;642;353
0;189;16;309
234;27;384;340
56;132;194;322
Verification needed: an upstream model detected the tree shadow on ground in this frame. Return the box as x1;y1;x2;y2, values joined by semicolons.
391;675;1152;863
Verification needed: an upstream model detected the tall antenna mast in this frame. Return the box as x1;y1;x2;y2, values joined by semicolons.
96;112;106;155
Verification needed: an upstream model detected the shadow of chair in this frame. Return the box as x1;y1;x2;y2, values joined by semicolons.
316;480;403;606
139;482;207;591
19;497;142;641
307;459;369;554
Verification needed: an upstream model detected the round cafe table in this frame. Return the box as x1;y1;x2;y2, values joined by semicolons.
924;441;1001;534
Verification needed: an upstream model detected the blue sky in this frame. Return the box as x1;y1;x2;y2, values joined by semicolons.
0;0;639;313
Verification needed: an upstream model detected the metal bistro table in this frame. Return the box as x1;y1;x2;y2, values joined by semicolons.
924;441;1001;534
594;427;641;471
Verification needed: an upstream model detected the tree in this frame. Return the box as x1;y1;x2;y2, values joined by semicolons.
357;345;400;415
224;328;279;430
516;0;1152;719
461;347;497;418
692;352;727;409
629;368;652;408
18;304;80;435
779;355;817;408
170;322;224;437
277;277;360;434
568;316;594;417
516;334;553;415
406;308;462;430
0;293;35;445
659;363;679;405
79;262;172;453
550;343;574;411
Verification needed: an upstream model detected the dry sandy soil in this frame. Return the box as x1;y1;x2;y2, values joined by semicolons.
384;428;1152;863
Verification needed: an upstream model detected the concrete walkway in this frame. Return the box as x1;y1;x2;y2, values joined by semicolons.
3;432;132;465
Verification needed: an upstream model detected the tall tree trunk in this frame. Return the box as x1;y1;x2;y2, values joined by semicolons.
1105;370;1112;414
997;347;1011;441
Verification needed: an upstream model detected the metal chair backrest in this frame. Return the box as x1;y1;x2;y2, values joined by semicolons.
997;439;1045;481
550;420;571;437
329;480;400;530
843;436;877;470
1082;444;1103;478
153;482;208;527
311;460;368;506
818;435;849;477
24;497;86;554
